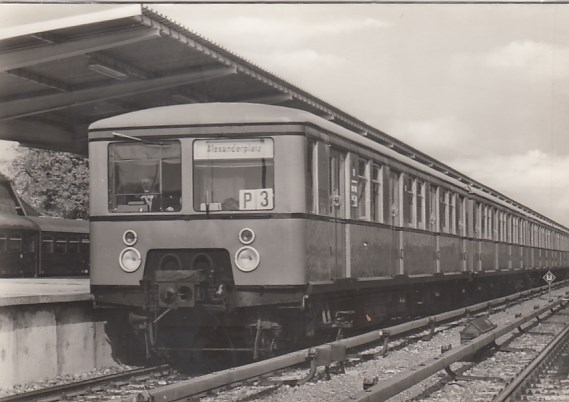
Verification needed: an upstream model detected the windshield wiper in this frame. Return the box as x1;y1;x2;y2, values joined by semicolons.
112;131;163;144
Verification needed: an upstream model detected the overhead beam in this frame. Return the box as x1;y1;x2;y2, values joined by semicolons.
243;93;293;105
1;28;160;72
0;66;237;120
8;69;69;92
0;118;74;145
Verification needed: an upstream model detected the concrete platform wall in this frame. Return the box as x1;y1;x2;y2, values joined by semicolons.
0;300;118;388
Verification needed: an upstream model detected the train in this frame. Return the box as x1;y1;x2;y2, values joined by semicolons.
0;173;89;277
88;103;569;359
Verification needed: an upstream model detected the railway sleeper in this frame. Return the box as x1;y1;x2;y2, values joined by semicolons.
265;344;347;386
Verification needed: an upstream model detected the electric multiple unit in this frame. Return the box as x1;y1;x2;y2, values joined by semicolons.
88;103;569;358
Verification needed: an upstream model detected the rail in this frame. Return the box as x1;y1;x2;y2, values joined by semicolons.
139;281;568;402
344;297;568;401
493;315;569;401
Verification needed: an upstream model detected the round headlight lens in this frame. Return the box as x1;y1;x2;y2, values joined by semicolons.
235;246;260;272
119;247;142;273
238;228;255;245
123;230;138;246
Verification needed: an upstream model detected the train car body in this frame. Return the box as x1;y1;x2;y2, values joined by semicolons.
0;214;40;277
27;217;89;276
88;103;569;357
0;174;39;277
0;173;90;277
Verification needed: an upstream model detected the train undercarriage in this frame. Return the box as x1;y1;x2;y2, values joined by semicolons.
111;268;560;363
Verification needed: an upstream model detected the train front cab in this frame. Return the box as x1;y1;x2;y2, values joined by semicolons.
89;119;313;355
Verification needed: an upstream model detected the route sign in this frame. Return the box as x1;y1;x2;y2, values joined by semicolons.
543;271;556;284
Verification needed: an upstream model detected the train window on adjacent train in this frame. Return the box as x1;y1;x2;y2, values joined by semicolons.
43;236;54;253
371;164;383;223
109;141;182;213
69;238;80;253
7;235;21;251
0;233;6;251
22;234;35;253
55;237;66;254
194;139;274;212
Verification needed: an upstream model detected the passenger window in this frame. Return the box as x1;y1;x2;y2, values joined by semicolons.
439;189;449;233
317;142;330;215
403;175;416;228
0;233;6;251
429;185;438;232
329;149;345;218
43;236;54;253
389;171;402;226
8;235;21;251
449;193;456;234
55;237;66;254
415;180;425;229
456;196;464;236
306;140;315;213
371;164;383;223
350;157;368;220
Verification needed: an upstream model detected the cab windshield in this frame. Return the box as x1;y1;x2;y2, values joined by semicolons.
193;139;274;212
108;141;181;213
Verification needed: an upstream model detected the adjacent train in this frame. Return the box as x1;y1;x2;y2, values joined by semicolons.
88;103;569;358
0;174;89;277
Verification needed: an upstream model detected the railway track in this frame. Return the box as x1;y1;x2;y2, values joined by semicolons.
0;365;178;402
134;283;569;402
493;313;569;401
3;283;567;402
347;295;569;401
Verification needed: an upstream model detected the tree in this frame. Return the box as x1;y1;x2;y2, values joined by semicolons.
9;147;89;219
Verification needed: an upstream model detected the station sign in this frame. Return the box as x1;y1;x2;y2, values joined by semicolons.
194;139;273;160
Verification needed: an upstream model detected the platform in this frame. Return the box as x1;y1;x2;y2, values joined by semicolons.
0;277;121;389
0;277;91;306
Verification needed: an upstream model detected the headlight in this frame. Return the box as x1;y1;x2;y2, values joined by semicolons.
235;246;260;272
123;230;138;246
238;228;255;245
119;247;142;273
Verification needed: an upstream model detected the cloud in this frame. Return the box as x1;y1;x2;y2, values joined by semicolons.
181;15;390;51
386;116;477;160
485;41;569;80
449;150;569;227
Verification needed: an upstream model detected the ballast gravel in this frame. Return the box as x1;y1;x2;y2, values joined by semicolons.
204;287;569;402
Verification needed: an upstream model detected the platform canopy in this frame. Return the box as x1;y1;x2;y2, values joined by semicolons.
1;5;564;230
0;5;403;156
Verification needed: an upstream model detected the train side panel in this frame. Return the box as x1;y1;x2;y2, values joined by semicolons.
348;223;396;278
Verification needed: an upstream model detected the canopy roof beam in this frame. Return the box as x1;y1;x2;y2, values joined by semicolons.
243;93;293;105
1;27;160;72
0;65;237;120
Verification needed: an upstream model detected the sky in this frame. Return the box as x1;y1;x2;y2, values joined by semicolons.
0;3;568;226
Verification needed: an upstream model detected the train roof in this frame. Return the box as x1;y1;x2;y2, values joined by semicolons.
0;213;40;231
26;216;89;234
89;103;569;235
89;103;329;132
